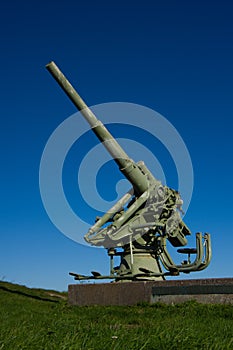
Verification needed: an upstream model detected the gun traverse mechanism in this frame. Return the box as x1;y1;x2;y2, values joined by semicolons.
46;61;211;281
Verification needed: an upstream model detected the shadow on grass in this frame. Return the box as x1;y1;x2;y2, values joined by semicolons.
0;285;60;303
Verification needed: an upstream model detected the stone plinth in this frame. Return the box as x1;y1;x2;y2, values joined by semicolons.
68;278;233;306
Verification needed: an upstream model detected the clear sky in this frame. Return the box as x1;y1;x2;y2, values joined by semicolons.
1;0;232;291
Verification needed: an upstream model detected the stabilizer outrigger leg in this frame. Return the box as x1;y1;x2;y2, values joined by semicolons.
69;233;211;281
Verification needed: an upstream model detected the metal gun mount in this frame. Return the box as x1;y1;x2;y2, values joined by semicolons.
46;61;212;281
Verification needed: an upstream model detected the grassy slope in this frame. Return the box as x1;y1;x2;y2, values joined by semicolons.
0;281;232;350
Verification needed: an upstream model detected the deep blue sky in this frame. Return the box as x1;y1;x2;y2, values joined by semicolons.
1;1;232;291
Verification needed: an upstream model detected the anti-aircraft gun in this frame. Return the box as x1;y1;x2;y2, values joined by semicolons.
46;61;211;281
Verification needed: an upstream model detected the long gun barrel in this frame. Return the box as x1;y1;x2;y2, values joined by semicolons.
46;61;148;196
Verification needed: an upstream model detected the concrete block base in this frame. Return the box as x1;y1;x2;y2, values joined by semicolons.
68;278;233;306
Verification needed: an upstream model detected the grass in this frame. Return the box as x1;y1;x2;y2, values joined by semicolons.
0;281;232;349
